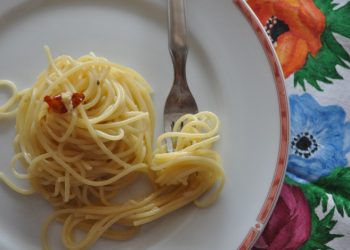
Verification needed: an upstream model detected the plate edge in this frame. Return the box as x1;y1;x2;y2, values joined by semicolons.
234;0;290;249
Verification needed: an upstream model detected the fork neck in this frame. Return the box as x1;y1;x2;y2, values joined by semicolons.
170;48;188;86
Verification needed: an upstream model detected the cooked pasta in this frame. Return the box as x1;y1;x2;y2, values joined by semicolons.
0;48;224;250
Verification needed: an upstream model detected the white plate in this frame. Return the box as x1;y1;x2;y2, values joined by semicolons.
0;0;289;249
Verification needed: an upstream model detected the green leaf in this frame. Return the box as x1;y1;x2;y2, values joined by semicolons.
314;167;350;217
303;244;332;250
323;29;350;65
285;168;350;217
314;0;337;15
294;67;322;91
300;240;333;250
318;208;342;242
300;208;343;250
322;195;329;213
300;183;323;208
327;2;350;38
333;196;345;217
293;0;350;91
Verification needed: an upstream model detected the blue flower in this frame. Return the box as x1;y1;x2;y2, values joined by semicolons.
287;93;350;183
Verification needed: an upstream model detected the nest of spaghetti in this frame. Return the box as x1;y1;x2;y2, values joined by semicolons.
6;51;224;250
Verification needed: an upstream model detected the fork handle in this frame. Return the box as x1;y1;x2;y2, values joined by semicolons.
168;0;188;84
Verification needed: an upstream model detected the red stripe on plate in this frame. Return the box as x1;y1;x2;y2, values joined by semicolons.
235;0;290;249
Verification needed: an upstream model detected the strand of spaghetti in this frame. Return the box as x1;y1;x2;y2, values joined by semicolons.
76;105;135;168
57;144;84;163
52;112;78;143
64;171;70;202
0;81;29;118
129;188;187;221
95;128;125;141
88;83;125;124
83;73;102;110
10;153;30;179
195;177;225;208
44;46;62;76
133;190;202;226
93;112;148;129
156;129;218;147
38;134;147;187
152;155;220;171
89;79;124;117
0;173;34;195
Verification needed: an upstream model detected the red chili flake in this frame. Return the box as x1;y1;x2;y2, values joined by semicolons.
44;95;67;113
44;93;85;114
71;93;85;108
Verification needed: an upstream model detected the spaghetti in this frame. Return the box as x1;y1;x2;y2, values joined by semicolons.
0;48;224;250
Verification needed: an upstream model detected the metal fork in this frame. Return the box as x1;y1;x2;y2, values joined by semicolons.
163;0;198;152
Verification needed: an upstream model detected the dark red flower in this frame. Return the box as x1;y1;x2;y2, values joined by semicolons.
253;184;311;250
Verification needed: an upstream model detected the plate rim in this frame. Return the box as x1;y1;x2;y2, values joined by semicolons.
235;0;290;249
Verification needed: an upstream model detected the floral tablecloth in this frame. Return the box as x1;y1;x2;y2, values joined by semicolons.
245;0;350;249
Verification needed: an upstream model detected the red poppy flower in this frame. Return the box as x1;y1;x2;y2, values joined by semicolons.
247;0;326;77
